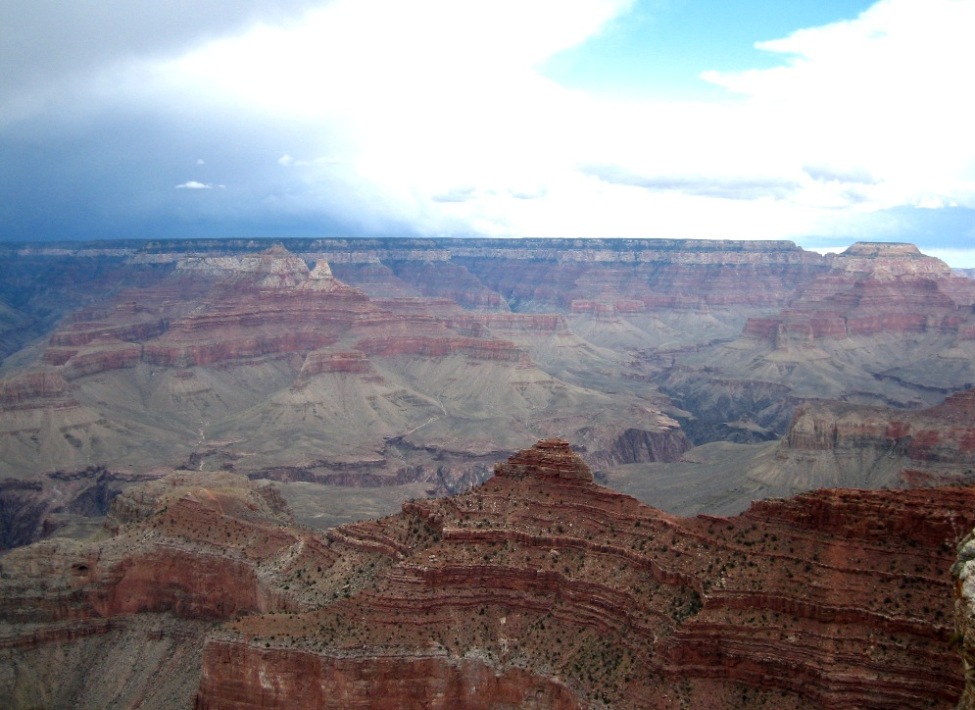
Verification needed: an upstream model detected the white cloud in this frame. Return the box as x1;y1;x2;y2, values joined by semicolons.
926;248;975;269
156;0;635;235
703;0;975;214
11;0;974;245
158;0;969;240
175;180;212;189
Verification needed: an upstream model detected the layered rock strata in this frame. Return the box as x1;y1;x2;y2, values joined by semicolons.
656;243;975;445
2;441;973;707
768;390;975;491
0;473;316;707
6;237;975;550
1;244;689;492
190;441;975;709
744;242;975;342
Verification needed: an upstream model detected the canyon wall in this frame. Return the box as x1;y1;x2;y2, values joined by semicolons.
2;242;694;496
3;443;973;707
190;441;975;709
4;237;975;552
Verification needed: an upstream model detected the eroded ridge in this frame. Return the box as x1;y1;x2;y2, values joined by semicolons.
2;441;972;708
192;441;975;709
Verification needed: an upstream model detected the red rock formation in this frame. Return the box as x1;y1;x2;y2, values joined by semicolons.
2;442;973;707
782;392;975;487
196;646;579;710
0;370;74;411
60;344;143;379
23;246;542;375
190;441;975;709
0;476;302;624
494;437;593;482
297;350;375;377
48;316;167;348
356;335;525;362
744;243;975;342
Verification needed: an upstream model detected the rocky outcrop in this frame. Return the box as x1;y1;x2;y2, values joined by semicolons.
2;442;973;707
744;243;975;342
954;532;975;710
829;242;953;279
0;473;315;708
188;441;975;709
195;646;579;710
773;391;975;490
494;437;593;482
0;370;74;411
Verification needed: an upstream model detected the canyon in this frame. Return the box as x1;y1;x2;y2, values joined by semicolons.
3;238;974;542
609;388;975;518
4;237;975;706
2;440;974;707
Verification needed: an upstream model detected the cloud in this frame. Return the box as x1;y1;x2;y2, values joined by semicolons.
175;181;213;190
803;165;877;186
432;187;478;204
0;0;325;123
584;164;800;201
2;0;975;253
702;0;975;214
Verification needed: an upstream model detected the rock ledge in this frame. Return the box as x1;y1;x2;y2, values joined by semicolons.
493;438;593;482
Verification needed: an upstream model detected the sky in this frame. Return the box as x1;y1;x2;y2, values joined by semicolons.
2;0;975;265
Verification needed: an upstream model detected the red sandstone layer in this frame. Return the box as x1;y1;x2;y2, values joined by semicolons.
743;243;975;343
3;442;972;707
193;441;975;709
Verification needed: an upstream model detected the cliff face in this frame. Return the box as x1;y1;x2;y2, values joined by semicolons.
5;237;975;550
743;243;975;342
187;441;975;709
764;391;975;491
656;243;975;446
0;473;313;708
2;441;972;708
953;532;975;710
786;391;975;464
0;244;688;499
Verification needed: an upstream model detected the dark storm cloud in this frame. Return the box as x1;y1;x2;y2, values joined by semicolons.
0;0;327;112
0;104;378;241
583;163;800;201
0;0;416;242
